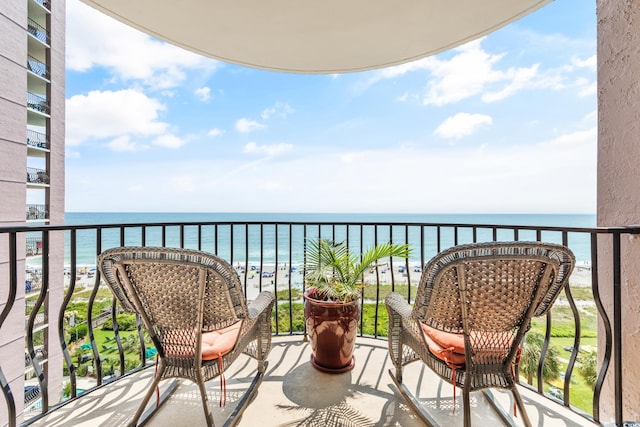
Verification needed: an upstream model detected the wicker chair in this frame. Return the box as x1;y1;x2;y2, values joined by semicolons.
385;241;575;427
98;247;275;427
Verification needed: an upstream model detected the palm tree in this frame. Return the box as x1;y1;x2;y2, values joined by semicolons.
578;349;598;390
519;331;561;385
304;238;411;302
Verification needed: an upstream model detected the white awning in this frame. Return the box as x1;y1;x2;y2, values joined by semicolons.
79;0;552;74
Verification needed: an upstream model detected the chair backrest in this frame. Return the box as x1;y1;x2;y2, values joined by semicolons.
414;241;575;337
98;247;249;356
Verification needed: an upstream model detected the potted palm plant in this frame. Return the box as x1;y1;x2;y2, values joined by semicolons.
304;238;411;373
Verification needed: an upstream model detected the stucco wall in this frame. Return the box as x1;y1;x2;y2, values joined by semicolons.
597;0;640;422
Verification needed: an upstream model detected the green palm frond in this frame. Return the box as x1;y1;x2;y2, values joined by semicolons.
304;238;411;302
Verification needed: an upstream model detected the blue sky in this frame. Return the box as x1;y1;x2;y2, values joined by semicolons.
64;0;597;214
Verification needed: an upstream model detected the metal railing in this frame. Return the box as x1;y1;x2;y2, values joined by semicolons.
25;204;48;221
26;18;49;45
0;219;637;427
26;237;43;256
26;168;49;185
26;92;49;115
27;56;48;80
32;0;51;11
26;130;49;150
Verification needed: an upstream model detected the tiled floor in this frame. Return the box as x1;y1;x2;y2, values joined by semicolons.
29;336;596;427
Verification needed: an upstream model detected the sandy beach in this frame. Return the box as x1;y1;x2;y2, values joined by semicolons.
55;260;594;303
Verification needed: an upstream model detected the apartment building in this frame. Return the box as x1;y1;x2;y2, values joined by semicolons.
0;0;65;423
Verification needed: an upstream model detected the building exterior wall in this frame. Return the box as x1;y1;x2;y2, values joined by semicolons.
0;0;64;425
597;0;640;423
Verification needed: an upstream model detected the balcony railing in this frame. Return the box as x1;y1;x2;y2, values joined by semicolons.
32;0;51;11
26;168;49;185
26;92;49;115
0;219;637;427
26;237;43;256
26;129;49;150
27;18;49;45
25;204;48;221
27;56;49;80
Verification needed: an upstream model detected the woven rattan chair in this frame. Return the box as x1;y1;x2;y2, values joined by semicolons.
385;241;575;427
98;247;275;427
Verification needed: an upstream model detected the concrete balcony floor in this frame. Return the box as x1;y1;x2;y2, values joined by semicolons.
30;336;596;427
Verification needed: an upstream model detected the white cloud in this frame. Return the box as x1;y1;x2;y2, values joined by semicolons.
127;184;145;192
261;181;293;192
481;64;539;102
207;128;224;137
578;80;597;97
359;37;575;106
539;127;597;150
340;152;358;164
572;54;597;72
434;113;493;140
235;118;266;133
66;0;218;89
169;176;196;193
421;40;518;106
107;136;148;152
66;89;168;146
396;92;410;102
153;134;186;149
194;87;211;102
243;142;293;156
583;110;597;123
66;125;596;214
261;102;294;120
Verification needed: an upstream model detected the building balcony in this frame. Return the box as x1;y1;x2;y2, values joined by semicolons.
26;168;49;186
30;0;51;12
27;56;49;81
26;18;49;46
25;204;48;221
26;92;50;116
1;219;637;426
26;129;49;151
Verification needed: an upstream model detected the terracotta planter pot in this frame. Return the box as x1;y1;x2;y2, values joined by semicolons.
304;290;360;373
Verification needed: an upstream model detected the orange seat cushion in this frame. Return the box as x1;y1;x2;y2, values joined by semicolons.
164;321;242;361
201;322;242;361
420;323;518;367
421;323;466;366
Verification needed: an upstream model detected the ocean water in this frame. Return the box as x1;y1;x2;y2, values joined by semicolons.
45;212;596;267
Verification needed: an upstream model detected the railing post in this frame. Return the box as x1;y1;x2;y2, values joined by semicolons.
612;232;622;426
0;233;18;427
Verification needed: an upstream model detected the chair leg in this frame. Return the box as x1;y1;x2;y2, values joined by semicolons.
511;387;532;427
463;387;471;427
257;358;265;373
130;366;165;427
195;371;215;427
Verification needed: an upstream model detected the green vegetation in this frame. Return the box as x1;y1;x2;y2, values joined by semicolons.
304;238;410;302
57;280;598;415
362;284;419;301
71;287;115;300
101;313;137;331
519;331;561;385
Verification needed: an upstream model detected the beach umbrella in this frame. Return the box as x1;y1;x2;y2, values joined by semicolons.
78;0;550;74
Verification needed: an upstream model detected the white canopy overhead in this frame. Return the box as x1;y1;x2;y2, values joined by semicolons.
79;0;552;74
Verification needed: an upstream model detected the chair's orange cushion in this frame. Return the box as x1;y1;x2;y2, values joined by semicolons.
421;323;466;366
164;322;242;361
420;323;519;367
201;322;242;361
421;324;465;353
